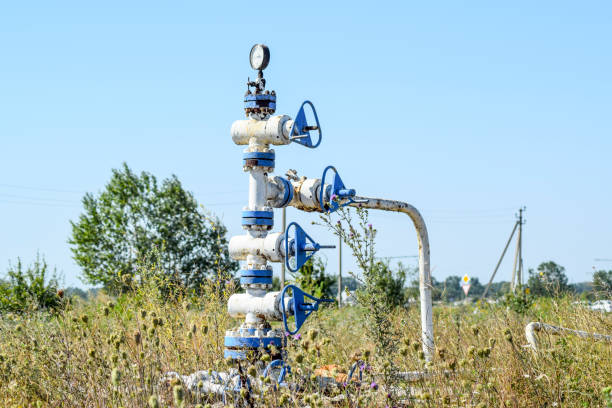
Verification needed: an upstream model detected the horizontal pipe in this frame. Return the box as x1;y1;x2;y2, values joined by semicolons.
525;322;612;351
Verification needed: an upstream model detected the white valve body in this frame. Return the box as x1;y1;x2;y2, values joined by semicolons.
231;115;294;146
227;289;284;321
229;232;285;262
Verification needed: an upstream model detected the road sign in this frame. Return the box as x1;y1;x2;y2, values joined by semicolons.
461;274;471;296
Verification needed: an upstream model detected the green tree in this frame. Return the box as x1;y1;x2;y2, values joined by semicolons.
593;270;612;298
69;163;237;292
0;254;60;312
527;261;570;297
292;256;335;300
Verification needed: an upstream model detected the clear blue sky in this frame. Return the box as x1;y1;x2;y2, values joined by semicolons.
1;1;611;288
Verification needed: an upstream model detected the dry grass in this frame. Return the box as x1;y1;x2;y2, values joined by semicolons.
1;281;611;407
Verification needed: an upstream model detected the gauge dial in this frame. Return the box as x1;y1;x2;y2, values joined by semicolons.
249;44;270;70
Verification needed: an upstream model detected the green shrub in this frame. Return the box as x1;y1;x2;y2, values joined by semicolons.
0;254;60;312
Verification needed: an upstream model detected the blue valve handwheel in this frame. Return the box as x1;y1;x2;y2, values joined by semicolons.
280;284;333;335
289;101;322;148
319;165;356;213
284;222;321;273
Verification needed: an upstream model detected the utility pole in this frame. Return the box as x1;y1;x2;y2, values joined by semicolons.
482;220;519;299
281;207;286;289
518;207;524;286
511;207;525;292
338;235;342;307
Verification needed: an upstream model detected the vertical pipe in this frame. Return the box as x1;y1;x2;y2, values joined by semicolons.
248;169;267;210
338;235;342;307
281;207;286;289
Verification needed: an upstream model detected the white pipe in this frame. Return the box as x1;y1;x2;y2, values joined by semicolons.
248;168;267;210
348;196;434;362
524;321;612;351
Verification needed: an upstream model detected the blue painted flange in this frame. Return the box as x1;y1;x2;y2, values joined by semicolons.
243;152;275;168
239;269;273;285
241;210;274;227
244;94;277;111
224;330;284;360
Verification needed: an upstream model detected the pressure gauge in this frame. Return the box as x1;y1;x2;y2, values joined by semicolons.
249;44;270;71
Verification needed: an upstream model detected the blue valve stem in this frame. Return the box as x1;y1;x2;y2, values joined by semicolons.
336;188;356;198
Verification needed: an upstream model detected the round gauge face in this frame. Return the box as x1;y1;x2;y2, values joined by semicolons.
250;44;270;70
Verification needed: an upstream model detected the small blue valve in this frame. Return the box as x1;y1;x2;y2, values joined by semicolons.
284;222;335;272
319;165;356;213
280;284;333;335
289;101;322;148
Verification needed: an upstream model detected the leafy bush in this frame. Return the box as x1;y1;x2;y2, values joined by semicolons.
502;286;534;314
292;256;335;300
0;254;61;312
69;163;237;293
527;261;571;297
593;270;612;299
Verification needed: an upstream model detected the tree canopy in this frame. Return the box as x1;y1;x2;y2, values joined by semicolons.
527;261;570;296
69;163;237;292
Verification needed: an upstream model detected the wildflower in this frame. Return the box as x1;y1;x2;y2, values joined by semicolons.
201;325;208;335
368;223;372;229
295;353;304;364
331;194;337;201
370;381;378;390
134;331;141;345
80;314;89;324
525;287;530;295
260;354;271;362
140;310;147;319
103;307;110;316
248;366;257;377
293;333;301;340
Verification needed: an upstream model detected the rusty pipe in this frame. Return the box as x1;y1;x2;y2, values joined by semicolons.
348;196;434;362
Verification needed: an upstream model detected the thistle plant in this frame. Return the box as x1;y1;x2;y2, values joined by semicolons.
320;205;401;395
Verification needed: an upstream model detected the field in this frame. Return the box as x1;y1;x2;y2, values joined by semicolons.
1;277;611;408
